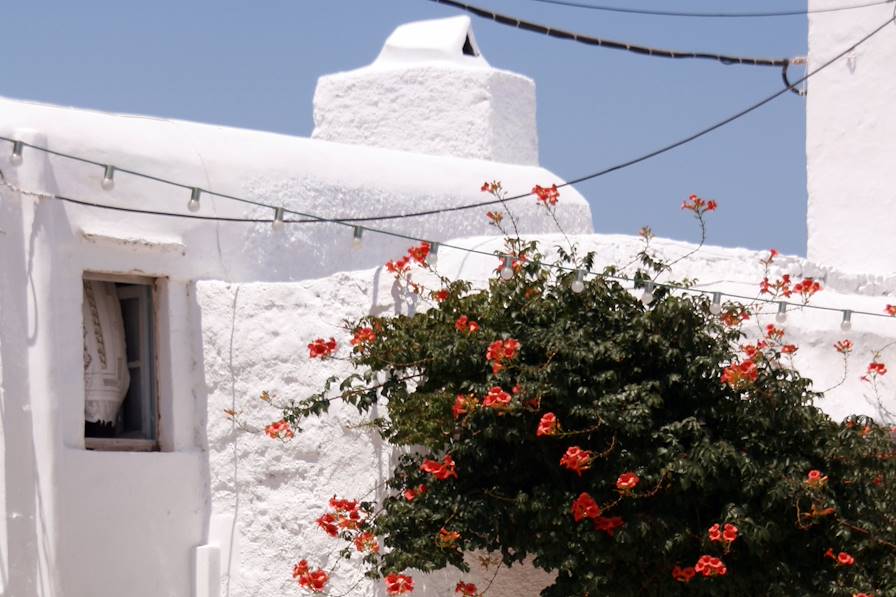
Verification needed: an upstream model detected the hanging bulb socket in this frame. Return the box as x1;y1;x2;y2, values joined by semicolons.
9;141;23;166
571;269;585;294
709;292;723;315
352;226;363;249
188;187;201;212
272;207;285;231
101;165;115;190
500;255;514;280
428;242;439;266
840;310;852;332
641;280;655;305
776;301;787;323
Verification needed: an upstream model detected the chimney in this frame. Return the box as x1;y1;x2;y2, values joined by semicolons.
311;16;538;165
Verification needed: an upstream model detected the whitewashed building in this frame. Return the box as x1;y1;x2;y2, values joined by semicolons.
0;5;894;597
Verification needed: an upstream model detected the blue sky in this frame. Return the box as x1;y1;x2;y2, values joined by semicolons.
1;0;815;254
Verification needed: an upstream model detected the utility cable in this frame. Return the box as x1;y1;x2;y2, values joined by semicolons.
520;0;895;18
429;0;790;66
0;13;892;227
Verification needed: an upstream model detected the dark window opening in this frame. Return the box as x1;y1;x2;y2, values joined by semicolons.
83;274;159;451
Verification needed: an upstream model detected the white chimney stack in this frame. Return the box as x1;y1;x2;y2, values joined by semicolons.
311;16;539;165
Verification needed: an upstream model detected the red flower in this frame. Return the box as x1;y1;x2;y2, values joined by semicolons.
403;484;426;502
454;315;480;334
486;211;504;225
616;472;640;492
385;256;411;275
452;394;478;420
434;289;450;302
308;337;337;359
536;412;559;437
781;344;798;355
486;338;521;374
765;324;785;340
483;386;512;409
265;420;294;441
854;593;875;597
407;242;431;265
721;359;758;389
533;184;560;206
571;492;601;522
437;528;461;549
455;581;479;596
867;361;888;377
886;305;896;317
760;274;793;298
681;194;717;214
672;566;697;583
560;446;593;476
385;573;414;595
293;560;329;593
709;523;738;544
793;278;822;301
806;469;828;488
593;515;624;536
834;339;854;354
316;513;339;537
694;555;727;577
837;552;855;566
721;308;750;327
421;455;458;481
481;181;501;194
351;327;376;347
354;531;379;553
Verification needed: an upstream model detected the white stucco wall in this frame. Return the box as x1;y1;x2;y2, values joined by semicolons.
199;233;896;597
0;38;588;595
806;0;896;275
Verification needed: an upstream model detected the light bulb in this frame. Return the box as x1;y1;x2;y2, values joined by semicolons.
9;141;23;166
101;165;115;190
840;310;852;332
188;187;201;212
429;242;439;266
571;270;585;294
500;255;514;280
641;280;655;305
709;291;722;315
352;227;363;249
272;207;285;231
776;301;787;323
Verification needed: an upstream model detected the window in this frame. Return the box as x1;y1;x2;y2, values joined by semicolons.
82;273;159;451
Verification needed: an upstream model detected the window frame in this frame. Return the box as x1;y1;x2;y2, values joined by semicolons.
82;271;162;452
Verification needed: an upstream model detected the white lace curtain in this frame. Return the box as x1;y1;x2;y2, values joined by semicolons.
82;280;130;424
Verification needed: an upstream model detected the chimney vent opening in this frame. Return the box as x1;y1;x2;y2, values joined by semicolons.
462;35;478;57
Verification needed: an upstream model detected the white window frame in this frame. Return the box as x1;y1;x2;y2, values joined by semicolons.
83;272;161;452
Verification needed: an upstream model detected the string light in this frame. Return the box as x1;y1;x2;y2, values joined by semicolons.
776;301;788;323
641;280;655;305
571;269;585;293
710;291;723;315
9;141;23;166
352;226;364;249
188;187;201;212
101;165;115;190
841;310;852;332
272;207;285;231
429;242;439;266
500;255;514;280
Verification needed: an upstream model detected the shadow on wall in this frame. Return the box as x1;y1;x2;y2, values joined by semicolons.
0;174;60;596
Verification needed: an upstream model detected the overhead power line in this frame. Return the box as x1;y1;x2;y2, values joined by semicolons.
429;0;792;67
520;0;896;18
0;12;892;228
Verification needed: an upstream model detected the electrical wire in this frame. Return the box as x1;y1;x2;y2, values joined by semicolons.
428;0;790;66
519;0;896;18
0;13;892;231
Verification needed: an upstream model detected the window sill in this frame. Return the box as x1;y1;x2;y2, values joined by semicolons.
84;438;159;452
